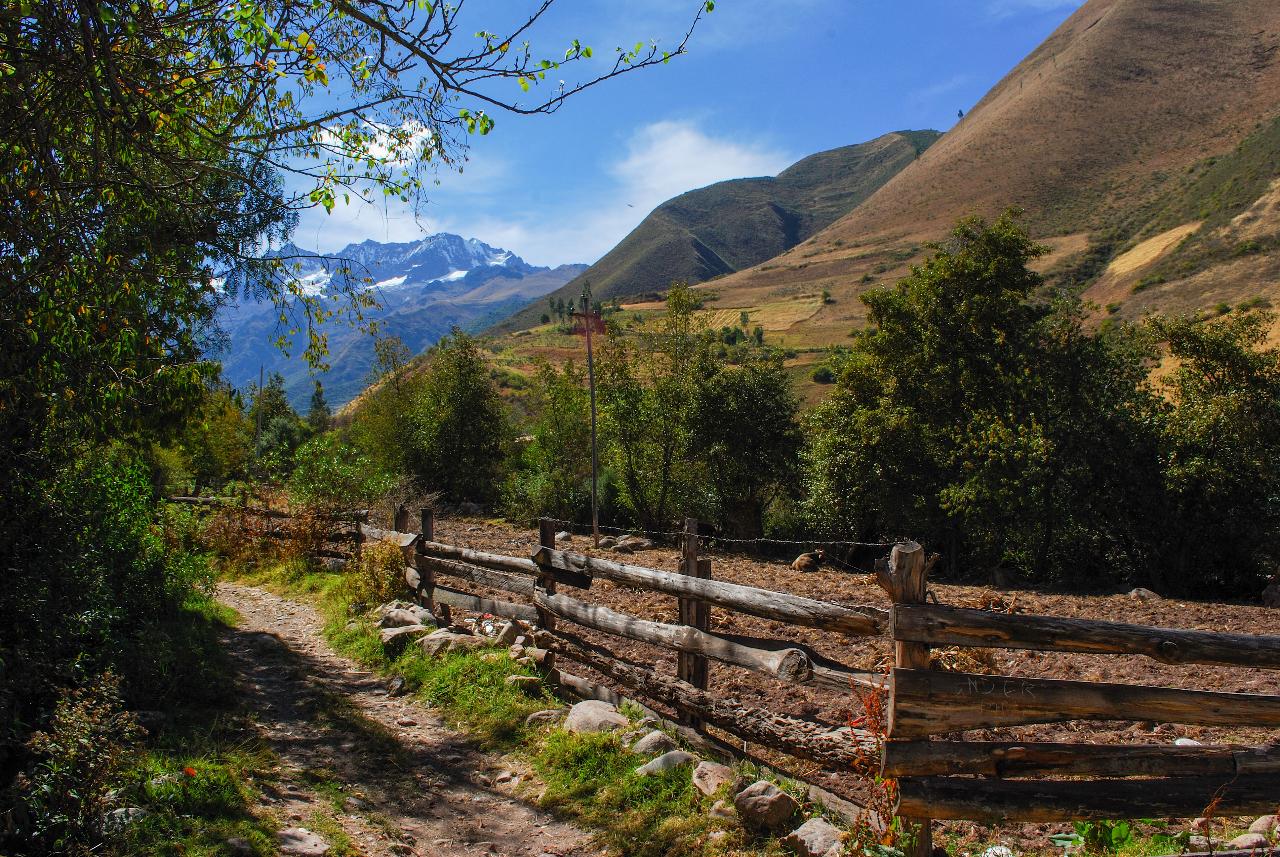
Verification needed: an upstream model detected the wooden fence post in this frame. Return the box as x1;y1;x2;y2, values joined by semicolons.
880;541;931;857
353;510;367;562
536;518;557;632
418;508;447;625
678;517;711;728
394;503;409;533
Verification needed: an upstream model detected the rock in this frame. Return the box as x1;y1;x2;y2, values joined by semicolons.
709;799;736;820
277;827;331;856
781;817;843;857
1188;835;1223;850
505;675;542;694
1264;581;1280;608
556;530;573;543
379;624;430;652
598;536;618;549
1228;833;1271;850
632;730;679;757
525;708;568;727
635;750;696;776
734;781;799;832
378;607;431;628
474;773;493;787
386;676;407;697
981;848;1015;857
396;717;416;726
564;700;629;734
103;807;149;832
1173;737;1202;747
458;501;483;516
343;796;370;812
1191;818;1213;832
617;535;656;551
495;621;521;646
509;643;527;659
417;629;487;658
692;761;739;797
321;557;347;572
224;836;255;856
1128;587;1161;601
1249;815;1278;835
611;543;634;554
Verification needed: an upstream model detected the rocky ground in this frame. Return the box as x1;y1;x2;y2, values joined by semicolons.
216;583;601;857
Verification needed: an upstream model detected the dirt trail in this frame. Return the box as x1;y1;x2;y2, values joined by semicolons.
216;582;600;857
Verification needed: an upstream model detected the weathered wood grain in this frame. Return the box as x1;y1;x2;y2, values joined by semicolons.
897;773;1280;822
532;547;887;636
432;584;538;623
889;668;1280;738
893;603;1280;668
359;523;418;548
881;740;1280;778
416;555;535;597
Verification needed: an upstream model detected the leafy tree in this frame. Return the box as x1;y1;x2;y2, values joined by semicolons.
177;385;254;493
308;380;332;434
290;434;397;508
504;361;595;521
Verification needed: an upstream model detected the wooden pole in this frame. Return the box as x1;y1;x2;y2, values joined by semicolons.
677;518;710;727
353;510;367;562
582;293;601;549
881;542;931;857
418;508;445;624
394;504;409;533
536;518;558;632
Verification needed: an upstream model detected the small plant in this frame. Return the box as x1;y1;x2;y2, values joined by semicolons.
1214;301;1232;316
341;540;406;613
1050;820;1137;854
810;366;837;384
1106;302;1121;314
821;289;834;304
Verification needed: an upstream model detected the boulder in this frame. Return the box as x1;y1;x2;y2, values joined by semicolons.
692;761;739;797
277;827;330;856
734;781;799;832
781;817;843;857
1248;815;1278;835
495;621;522;646
505;675;542;695
632;730;680;757
1263;582;1280;608
321;557;347;573
103;807;149;832
556;531;573;543
224;837;255;856
379;624;429;652
1188;836;1223;850
458;501;483;516
1228;833;1271;850
417;629;487;658
379;607;431;629
386;676;407;697
617;535;656;551
598;536;618;549
563;700;629;734
635;750;696;776
1128;587;1161;601
525;708;568;727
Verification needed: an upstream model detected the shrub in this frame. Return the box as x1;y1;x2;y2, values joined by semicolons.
290;434;398;509
810;365;837;384
340;541;407;613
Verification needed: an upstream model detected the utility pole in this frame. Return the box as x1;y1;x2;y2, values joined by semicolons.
573;289;602;548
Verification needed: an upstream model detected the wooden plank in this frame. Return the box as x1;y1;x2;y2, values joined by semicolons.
893;603;1280;669
418;555;535;597
536;630;879;771
532;547;887;636
534;589;814;682
424;539;590;588
433;584;538;624
715;632;886;690
889;668;1280;738
897;774;1280;822
881;740;1278;778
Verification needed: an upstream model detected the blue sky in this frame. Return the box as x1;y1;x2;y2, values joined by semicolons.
293;0;1085;267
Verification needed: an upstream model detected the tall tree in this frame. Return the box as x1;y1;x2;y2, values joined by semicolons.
308;380;332;434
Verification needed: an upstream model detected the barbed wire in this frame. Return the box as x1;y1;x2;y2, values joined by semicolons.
535;517;896;550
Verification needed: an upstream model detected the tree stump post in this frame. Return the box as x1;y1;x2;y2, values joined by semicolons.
536;518;557;632
394;504;409;533
877;541;931;857
678;517;711;727
418;508;446;625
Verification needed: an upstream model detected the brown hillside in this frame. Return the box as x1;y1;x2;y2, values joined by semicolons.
700;0;1280;339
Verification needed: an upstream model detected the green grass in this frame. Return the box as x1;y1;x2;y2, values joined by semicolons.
222;554;844;856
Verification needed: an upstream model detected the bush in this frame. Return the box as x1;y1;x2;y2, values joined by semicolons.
810;365;836;384
340;541;407;613
290;434;398;509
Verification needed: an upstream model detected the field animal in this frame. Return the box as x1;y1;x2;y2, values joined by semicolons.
791;549;825;572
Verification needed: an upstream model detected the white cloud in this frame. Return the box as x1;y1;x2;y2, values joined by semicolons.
292;118;793;267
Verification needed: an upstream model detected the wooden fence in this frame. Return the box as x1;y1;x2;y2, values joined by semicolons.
190;498;1280;853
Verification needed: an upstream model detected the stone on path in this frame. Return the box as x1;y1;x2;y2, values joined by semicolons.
379;624;430;652
781;817;843;857
563;700;629;734
631;730;679;757
1228;833;1271;850
1249;814;1278;835
635;750;696;776
277;827;330;856
734;781;799;832
692;761;738;797
525;708;568;727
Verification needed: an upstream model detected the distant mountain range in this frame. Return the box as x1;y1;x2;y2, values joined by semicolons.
492;130;940;332
216;234;584;407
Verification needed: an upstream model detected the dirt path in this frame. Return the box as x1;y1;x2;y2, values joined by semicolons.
216;582;601;857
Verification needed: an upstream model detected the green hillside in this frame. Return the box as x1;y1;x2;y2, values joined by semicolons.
490;129;939;331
